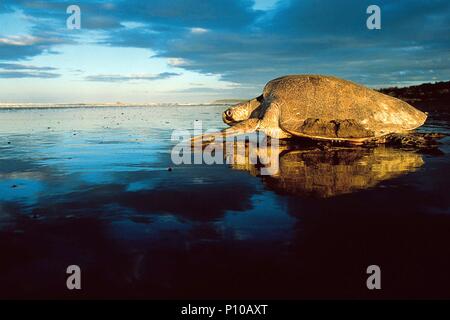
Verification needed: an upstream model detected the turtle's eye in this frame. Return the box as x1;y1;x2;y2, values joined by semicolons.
225;109;233;118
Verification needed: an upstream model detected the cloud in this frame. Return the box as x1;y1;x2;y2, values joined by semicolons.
190;27;208;34
3;0;259;30
0;62;60;78
0;62;56;71
147;0;450;86
85;72;180;82
116;0;259;30
0;32;70;61
0;71;59;78
0;35;41;46
167;58;190;67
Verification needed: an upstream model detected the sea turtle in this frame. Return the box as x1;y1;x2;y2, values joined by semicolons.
193;75;427;144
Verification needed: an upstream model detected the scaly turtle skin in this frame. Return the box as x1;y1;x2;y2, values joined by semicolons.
194;75;427;144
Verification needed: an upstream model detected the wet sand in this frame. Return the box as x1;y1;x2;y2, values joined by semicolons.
0;105;449;299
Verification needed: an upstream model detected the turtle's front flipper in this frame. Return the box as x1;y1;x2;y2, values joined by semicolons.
191;118;260;145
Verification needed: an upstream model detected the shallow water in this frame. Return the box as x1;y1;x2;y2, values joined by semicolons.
0;105;449;299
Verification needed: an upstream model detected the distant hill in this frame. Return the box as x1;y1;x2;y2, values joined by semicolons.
378;81;450;111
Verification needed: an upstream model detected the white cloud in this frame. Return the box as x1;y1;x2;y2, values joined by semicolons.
0;35;40;46
85;72;180;82
190;27;208;34
168;58;190;67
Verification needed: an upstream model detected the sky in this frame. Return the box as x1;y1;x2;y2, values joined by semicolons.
0;0;448;103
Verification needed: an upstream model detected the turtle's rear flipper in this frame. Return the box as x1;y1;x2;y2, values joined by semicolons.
384;132;445;149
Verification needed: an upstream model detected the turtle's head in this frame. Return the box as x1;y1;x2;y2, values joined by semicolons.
222;95;264;126
222;106;249;125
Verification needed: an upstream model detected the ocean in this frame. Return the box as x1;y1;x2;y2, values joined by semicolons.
0;105;449;298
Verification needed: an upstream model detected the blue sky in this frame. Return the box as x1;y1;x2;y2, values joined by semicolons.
0;0;448;103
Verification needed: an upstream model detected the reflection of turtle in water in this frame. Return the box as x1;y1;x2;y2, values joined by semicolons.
230;145;424;198
193;75;428;144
